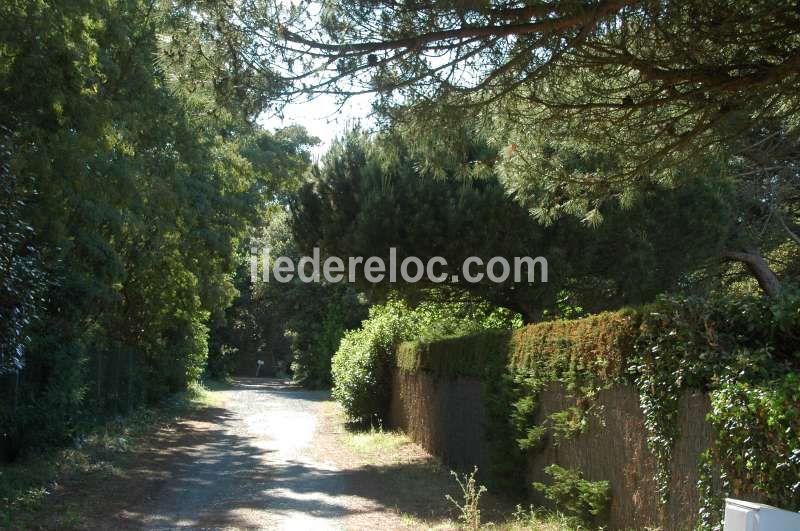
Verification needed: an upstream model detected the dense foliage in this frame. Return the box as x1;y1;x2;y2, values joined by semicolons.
0;0;307;459
209;208;366;387
396;289;800;528
331;296;520;423
178;0;800;297
293;130;737;321
0;128;45;377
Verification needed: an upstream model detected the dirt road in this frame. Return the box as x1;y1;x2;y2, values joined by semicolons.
66;378;460;530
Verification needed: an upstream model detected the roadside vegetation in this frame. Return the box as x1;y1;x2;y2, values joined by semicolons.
1;382;219;527
338;423;576;530
437;467;577;531
2;1;799;529
343;427;409;463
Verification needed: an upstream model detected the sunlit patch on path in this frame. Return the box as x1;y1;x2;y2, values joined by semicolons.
70;377;464;530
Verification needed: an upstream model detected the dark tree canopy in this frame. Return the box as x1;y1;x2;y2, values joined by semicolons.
184;0;800;171
291;130;736;321
0;0;317;457
171;0;800;296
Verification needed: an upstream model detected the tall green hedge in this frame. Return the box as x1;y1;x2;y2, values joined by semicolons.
331;296;520;424
396;291;800;529
397;311;638;381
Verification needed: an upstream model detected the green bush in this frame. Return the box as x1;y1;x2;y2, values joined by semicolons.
331;296;519;423
331;303;410;424
532;465;610;526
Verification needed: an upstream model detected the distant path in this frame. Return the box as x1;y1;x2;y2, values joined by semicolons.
70;378;459;530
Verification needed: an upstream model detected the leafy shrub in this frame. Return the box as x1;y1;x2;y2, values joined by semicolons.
532;465;610;526
700;370;800;527
331;296;518;423
331;303;410;424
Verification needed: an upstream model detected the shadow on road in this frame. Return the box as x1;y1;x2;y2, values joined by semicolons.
61;379;462;529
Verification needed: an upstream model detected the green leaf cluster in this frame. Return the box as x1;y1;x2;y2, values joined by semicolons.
532;464;610;527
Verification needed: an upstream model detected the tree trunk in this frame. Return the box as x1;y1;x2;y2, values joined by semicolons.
516;301;542;324
723;249;782;297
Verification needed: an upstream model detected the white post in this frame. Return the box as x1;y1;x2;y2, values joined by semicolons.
724;499;800;530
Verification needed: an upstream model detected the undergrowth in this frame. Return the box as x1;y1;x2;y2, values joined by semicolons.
0;381;217;528
446;467;487;530
442;466;576;531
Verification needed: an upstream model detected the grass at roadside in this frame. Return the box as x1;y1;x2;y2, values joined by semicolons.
344;427;410;462
334;410;571;531
489;505;575;530
0;380;222;528
394;504;573;530
319;400;429;468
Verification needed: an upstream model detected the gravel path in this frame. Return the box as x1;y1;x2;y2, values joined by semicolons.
95;378;457;530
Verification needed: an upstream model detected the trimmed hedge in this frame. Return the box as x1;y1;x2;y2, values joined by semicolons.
397;311;638;380
397;329;511;377
332;297;519;424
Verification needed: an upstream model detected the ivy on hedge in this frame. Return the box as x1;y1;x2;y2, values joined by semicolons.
394;289;800;529
397;312;640;497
